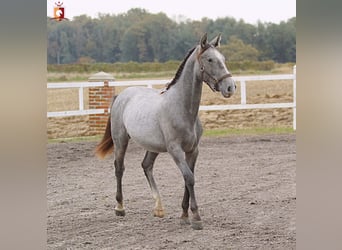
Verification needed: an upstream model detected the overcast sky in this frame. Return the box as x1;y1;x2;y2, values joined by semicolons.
48;0;296;24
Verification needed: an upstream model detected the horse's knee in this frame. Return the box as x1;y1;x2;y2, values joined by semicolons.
184;172;195;187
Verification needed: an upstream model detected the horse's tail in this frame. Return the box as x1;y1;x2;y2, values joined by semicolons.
95;115;114;159
96;96;118;159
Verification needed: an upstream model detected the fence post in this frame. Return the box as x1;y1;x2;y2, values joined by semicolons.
88;72;115;136
79;86;84;111
240;80;247;105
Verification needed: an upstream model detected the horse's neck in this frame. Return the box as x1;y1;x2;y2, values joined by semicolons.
168;49;203;123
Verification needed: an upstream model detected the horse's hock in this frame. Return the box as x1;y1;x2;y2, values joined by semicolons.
88;72;115;136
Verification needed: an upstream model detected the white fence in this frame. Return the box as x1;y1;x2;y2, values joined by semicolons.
48;66;296;129
47;82;106;117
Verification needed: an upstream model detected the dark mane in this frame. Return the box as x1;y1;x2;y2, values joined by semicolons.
165;46;196;90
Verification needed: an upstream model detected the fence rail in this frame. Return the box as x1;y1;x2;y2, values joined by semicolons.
47;66;296;129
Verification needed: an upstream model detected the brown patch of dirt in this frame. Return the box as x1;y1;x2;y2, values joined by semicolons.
47;134;296;249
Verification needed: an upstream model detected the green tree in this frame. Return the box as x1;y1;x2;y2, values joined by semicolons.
47;8;296;64
255;18;296;62
47;22;61;64
120;25;149;62
220;36;260;61
144;13;176;62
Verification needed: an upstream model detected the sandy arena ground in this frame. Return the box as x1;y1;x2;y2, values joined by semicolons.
47;133;295;249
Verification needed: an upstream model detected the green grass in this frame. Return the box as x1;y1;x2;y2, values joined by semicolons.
203;127;295;137
48;127;295;143
47;63;293;82
47;71;175;82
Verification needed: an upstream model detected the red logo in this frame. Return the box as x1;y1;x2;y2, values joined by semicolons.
51;1;68;21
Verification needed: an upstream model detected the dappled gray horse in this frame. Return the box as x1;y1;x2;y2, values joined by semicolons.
96;33;236;230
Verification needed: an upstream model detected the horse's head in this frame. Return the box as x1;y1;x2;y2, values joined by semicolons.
197;33;236;98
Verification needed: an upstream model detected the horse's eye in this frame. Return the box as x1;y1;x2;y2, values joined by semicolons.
208;58;213;63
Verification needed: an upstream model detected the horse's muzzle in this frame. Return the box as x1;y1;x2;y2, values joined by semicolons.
221;78;236;98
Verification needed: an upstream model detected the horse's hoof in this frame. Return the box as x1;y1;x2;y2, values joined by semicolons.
180;217;190;225
153;209;165;218
191;220;203;230
115;208;125;216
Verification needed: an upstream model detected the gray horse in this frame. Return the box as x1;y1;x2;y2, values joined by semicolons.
96;33;236;230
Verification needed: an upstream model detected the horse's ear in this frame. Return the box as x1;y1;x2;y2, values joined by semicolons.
200;33;208;49
209;33;222;47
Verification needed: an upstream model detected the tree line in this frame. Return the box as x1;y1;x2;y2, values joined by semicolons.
47;8;296;65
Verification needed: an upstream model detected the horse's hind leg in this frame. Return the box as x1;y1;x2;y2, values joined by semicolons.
141;151;164;218
113;136;129;216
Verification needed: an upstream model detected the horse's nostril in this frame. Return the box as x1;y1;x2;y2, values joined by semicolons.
228;86;231;92
235;84;237;90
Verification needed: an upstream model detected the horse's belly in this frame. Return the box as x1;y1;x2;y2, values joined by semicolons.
134;136;167;153
123;105;167;153
128;128;167;153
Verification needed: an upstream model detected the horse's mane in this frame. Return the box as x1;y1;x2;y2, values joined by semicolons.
164;46;196;90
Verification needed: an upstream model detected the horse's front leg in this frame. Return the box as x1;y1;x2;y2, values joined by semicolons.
168;144;203;230
180;147;199;225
